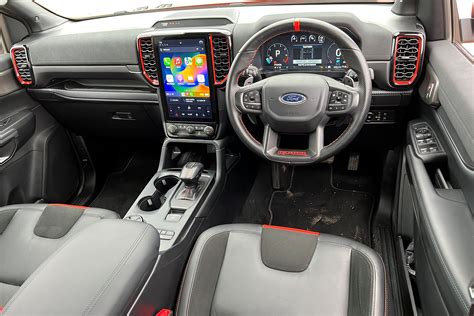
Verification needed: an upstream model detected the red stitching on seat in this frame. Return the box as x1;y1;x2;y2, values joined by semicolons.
48;204;87;209
263;224;319;236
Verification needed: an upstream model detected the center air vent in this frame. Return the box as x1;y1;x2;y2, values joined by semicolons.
10;46;33;85
210;35;231;85
392;34;423;86
138;37;159;86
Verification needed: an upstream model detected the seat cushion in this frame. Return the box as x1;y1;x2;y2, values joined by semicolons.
0;203;118;306
177;224;386;316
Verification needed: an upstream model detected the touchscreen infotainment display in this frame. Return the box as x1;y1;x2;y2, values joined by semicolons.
157;38;214;122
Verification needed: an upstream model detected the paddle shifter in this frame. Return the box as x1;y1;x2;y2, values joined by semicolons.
177;162;204;200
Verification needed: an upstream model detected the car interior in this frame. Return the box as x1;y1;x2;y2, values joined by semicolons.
0;0;473;315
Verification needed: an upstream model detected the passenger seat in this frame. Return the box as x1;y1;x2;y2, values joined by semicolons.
0;203;119;306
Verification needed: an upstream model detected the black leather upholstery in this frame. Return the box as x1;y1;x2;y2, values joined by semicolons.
3;219;159;315
177;224;386;316
0;203;119;306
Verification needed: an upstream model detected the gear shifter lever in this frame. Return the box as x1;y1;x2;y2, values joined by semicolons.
177;162;204;200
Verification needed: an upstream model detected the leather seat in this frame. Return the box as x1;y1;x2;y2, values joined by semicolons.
177;224;386;316
0;203;119;307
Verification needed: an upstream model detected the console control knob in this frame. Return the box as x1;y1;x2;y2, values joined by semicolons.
167;124;178;135
204;126;215;136
186;126;195;134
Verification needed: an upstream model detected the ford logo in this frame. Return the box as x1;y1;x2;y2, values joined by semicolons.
279;93;307;105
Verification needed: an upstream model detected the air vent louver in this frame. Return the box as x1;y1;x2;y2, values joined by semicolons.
138;37;159;86
392;34;423;86
210;35;231;85
11;46;33;85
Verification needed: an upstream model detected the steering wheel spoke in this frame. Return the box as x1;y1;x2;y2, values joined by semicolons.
262;124;326;164
324;77;360;117
235;79;267;115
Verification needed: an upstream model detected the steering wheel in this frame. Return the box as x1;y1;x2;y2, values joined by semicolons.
226;18;372;164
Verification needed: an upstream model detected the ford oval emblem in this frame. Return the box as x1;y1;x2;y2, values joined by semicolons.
279;93;307;105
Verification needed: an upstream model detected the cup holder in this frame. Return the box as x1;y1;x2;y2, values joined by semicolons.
138;176;179;212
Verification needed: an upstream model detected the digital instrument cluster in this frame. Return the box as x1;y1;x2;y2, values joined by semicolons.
261;32;348;73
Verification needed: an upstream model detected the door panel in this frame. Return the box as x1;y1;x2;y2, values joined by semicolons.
402;40;473;315
0;53;81;206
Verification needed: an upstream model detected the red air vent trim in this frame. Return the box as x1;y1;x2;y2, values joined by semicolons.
10;46;33;86
209;34;231;85
392;34;423;86
138;37;159;86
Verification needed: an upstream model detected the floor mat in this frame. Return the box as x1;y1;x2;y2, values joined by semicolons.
269;165;373;245
90;152;159;217
332;151;384;194
235;162;273;224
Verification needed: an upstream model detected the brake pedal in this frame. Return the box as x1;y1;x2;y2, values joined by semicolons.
347;152;360;171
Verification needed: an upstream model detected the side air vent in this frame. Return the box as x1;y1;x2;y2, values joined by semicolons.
392;34;423;86
10;46;33;85
138;37;159;86
210;35;231;85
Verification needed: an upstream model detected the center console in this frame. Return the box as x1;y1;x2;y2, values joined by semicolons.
123;137;229;253
129;26;233;312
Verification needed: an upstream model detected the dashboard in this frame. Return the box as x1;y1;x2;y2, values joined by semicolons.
261;32;347;74
12;3;425;140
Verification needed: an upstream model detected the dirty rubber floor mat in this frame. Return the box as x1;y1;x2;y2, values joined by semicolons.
269;165;373;245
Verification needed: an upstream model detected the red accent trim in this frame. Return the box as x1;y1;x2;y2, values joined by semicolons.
156;309;173;316
276;149;308;157
392;34;423;86
48;204;87;209
0;306;4;313
137;38;159;86
209;34;231;86
263;225;319;236
293;19;301;32
10;47;33;86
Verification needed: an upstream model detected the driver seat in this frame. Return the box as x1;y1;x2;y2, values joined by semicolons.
177;224;385;316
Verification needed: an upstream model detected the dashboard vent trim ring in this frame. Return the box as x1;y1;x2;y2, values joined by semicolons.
138;37;159;86
391;33;424;86
209;34;231;86
10;46;34;86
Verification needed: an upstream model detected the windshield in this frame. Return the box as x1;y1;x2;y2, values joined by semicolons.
34;0;394;20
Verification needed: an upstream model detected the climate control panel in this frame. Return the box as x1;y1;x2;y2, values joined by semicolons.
166;123;216;139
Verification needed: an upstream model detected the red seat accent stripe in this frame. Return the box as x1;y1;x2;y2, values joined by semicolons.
293;19;301;32
263;224;319;236
156;309;173;316
48;204;87;209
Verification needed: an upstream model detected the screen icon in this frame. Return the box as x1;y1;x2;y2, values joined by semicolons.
163;57;171;67
184;57;192;65
176;74;184;83
195;57;204;66
166;74;174;83
187;75;194;82
197;74;205;83
174;57;182;67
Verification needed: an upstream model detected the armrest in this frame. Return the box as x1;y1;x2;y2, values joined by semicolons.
3;219;160;315
0;110;35;147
